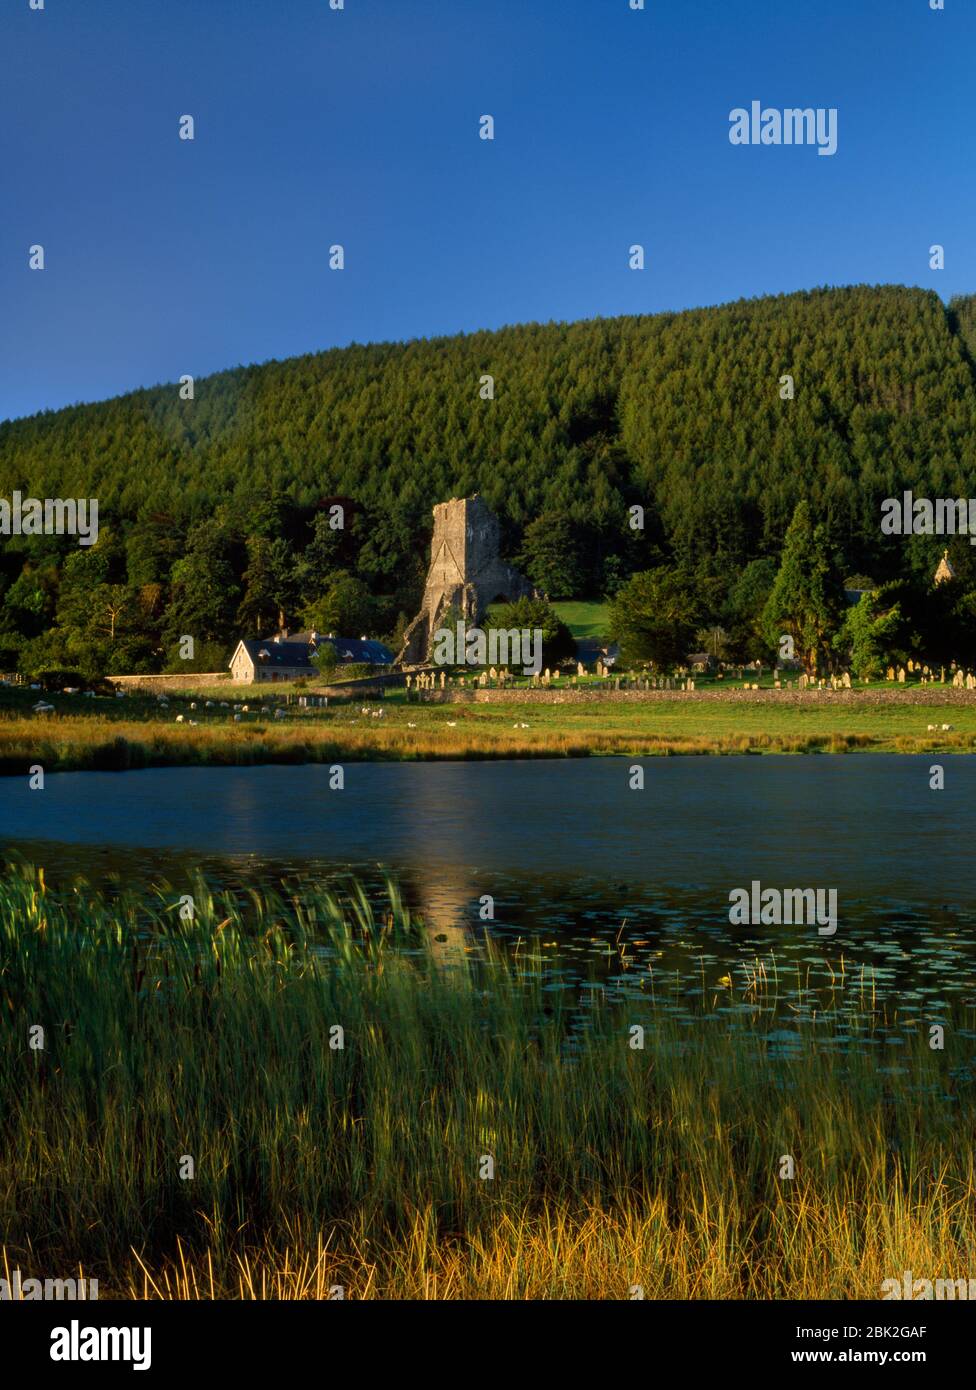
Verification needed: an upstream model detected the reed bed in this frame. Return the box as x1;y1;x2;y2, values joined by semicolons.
1;866;973;1299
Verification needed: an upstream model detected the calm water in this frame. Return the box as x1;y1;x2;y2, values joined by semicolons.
2;758;975;1028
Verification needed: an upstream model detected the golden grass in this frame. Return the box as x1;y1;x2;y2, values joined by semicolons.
1;704;975;773
3;868;974;1301
22;1177;973;1300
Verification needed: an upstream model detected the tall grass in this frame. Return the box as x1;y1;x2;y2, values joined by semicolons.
0;710;973;775
1;866;973;1298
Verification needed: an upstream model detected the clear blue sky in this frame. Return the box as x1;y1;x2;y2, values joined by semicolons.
2;0;972;423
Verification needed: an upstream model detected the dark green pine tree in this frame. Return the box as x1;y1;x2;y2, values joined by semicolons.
762;500;846;676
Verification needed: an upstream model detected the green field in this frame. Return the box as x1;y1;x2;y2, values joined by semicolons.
1;681;975;773
551;600;611;640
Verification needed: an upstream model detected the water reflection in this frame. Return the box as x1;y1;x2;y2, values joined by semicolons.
2;757;975;1026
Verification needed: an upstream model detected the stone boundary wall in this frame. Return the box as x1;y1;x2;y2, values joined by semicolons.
309;673;406;698
106;673;228;692
105;672;406;697
410;687;976;708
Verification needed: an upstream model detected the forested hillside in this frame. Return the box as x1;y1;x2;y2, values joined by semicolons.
2;284;976;678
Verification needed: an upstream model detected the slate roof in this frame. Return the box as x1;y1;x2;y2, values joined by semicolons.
239;635;394;668
243;640;315;669
318;637;394;665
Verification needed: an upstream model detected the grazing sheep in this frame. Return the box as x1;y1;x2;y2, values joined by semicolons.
928;724;936;731
190;702;197;710
407;722;417;728
205;700;214;708
446;721;457;727
33;701;55;714
175;714;185;723
942;723;953;731
519;722;530;729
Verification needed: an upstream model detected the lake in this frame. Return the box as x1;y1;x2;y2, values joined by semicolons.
2;757;974;1025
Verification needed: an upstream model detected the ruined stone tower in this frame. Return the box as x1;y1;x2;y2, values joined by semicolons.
396;495;536;665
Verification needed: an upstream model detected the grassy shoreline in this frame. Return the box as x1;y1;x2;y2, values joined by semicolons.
3;684;976;772
1;867;972;1299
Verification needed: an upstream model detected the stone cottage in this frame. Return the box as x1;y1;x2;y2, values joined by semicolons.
229;630;394;684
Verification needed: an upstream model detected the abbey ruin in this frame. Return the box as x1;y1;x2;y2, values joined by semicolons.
396;495;537;666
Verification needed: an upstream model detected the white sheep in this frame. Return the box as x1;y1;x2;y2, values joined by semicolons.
942;723;953;731
175;714;184;723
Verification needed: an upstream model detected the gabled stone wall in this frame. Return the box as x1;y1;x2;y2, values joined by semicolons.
397;495;536;665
